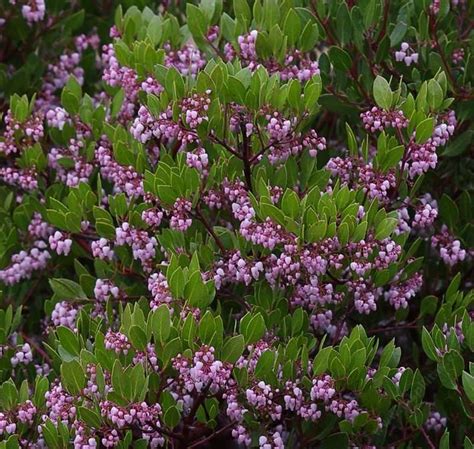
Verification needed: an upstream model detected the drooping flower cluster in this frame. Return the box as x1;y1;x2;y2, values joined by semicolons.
115;222;157;269
104;330;131;355
361;107;408;132
431;226;467;266
48;139;94;187
148;272;173;310
226;30;320;82
169;198;193;232
0;241;50;285
99;401;164;447
170;346;233;411
395;42;419;66
48;231;73;256
327;157;396;203
0;109;44;156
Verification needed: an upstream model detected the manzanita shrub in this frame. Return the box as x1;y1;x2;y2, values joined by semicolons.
0;0;473;448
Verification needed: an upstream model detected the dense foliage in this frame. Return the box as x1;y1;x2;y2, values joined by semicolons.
0;0;473;448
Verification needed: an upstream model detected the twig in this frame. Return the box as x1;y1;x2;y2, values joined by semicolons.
187;420;237;449
240;122;253;192
376;0;391;42
368;322;419;334
194;207;226;253
209;133;242;159
309;1;338;46
420;425;437;449
21;332;52;365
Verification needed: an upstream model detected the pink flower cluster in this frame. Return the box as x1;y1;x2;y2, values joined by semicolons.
130;106;180;144
7;0;46;25
49;231;73;256
395;42;419;66
100;401;164;447
96;142;144;197
327;157;396;203
0;241;50;285
186;147;209;174
0;400;36;437
91;238;114;261
38;33;98;110
223;179;255;221
181;91;211;129
48;139;93;187
94;279;120;301
361;107;408;132
104;330;131;355
240;218;296;250
148;273;173;310
50;301;80;330
0;167;38;191
169;198;193;231
425;411;447;432
115;222;157;269
164;43;206;77
46;106;70;130
170;346;232;411
0;109;44;155
348;279;381;314
384;272;423;310
226;30;320;82
431;226;467;266
10;343;33;367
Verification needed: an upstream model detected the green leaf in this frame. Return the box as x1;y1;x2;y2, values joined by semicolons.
390;21;407;46
49;279;87;300
415;117;435;144
164;406;181;428
313;346;332;375
151;304;171;344
129;325;148;351
437;363;457;390
443;350;464;380
443;131;473;157
299;22;319;52
375;217;397;239
328;46;352;71
186;4;208;42
320;432;349;449
345;123;358;156
352;220;368;242
162;337;182;366
281;189;299;219
410;369;425;405
254;350;276;380
41;420;60;449
427;79;444;110
335;2;352;45
440;430;450;449
221;335;245;364
57;326;80;357
233;0;251;24
381;145;404;171
462;371;474;403
283;9;301;46
243;313;265;344
61;360;85;395
147;15;163;46
421;327;438;361
373;76;392;110
439;194;459;228
78;406;102;428
184;271;214;308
